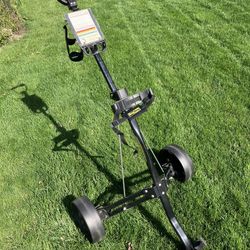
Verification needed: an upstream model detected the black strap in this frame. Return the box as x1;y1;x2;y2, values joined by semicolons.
64;25;83;62
111;110;128;145
111;111;138;153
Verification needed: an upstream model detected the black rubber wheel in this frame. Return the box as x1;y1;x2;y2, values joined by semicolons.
72;196;105;243
158;144;194;182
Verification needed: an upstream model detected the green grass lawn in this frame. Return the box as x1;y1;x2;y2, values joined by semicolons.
0;0;249;249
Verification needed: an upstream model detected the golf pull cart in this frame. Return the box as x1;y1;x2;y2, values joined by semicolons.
59;1;206;249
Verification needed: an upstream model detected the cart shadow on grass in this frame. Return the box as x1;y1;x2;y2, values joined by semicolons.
14;84;181;249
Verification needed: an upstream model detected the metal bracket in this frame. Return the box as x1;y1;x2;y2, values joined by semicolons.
97;179;168;218
67;0;78;11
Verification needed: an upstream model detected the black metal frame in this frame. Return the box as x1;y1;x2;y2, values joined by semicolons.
61;2;205;249
93;51;202;250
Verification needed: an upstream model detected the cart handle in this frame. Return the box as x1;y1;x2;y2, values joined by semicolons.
57;0;78;11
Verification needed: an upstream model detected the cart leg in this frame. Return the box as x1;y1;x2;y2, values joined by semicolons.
160;194;194;250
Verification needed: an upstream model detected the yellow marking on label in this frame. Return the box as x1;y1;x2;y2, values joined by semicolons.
128;107;141;117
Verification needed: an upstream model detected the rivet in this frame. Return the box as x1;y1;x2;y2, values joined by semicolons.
123;207;127;211
151;195;155;198
162;191;165;195
159;183;162;187
145;190;148;193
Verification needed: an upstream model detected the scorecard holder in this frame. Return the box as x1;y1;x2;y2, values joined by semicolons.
65;9;106;55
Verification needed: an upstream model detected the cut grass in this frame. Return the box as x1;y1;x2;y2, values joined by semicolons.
0;0;249;249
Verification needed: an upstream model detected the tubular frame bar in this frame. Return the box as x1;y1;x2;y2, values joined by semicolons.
94;53;118;94
99;178;168;217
